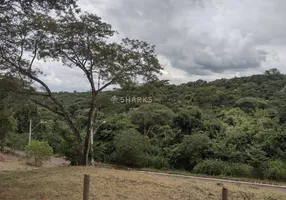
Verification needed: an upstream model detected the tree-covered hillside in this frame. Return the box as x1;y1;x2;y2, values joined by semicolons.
2;69;286;181
52;68;286;120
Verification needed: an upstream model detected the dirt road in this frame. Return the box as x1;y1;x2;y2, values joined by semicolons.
138;170;286;193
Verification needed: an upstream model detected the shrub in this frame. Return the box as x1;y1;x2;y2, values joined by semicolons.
193;160;253;178
193;159;226;175
143;155;169;169
93;142;110;163
24;140;53;166
264;160;286;181
61;143;81;166
58;129;83;165
250;164;267;180
225;163;252;177
111;129;146;167
6;133;27;150
179;134;212;169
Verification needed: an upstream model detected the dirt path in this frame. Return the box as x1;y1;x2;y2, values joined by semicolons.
138;170;286;193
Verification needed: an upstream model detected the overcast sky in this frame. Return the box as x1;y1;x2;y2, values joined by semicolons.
38;0;286;91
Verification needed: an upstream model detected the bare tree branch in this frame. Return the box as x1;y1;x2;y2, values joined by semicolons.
8;88;49;97
25;91;49;97
95;60;141;94
18;35;25;66
28;42;38;72
95;79;113;94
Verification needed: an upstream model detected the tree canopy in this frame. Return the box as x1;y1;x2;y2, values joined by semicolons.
0;1;162;165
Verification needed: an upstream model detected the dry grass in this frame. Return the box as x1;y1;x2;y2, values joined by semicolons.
0;152;54;172
0;166;286;200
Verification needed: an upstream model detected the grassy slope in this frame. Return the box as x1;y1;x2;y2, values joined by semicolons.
1;166;286;200
0;152;55;172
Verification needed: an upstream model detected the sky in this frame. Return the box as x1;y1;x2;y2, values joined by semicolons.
37;0;286;92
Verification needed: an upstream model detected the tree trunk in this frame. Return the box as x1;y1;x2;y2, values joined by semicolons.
0;131;5;152
0;139;4;152
81;96;96;166
80;145;89;166
79;147;86;166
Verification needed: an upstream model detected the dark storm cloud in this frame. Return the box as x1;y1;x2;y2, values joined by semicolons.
38;0;286;91
80;0;286;76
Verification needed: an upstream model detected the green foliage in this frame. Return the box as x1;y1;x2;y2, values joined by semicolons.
174;107;204;135
14;104;41;134
111;129;147;167
2;0;286;172
264;160;286;181
6;132;27;150
0;110;18;151
130;103;175;136
1;0;163;166
192;86;226;107
24;140;53;166
142;155;170;169
178;133;212;169
93;142;110;163
0;0;77;13
235;97;268;113
92;115;136;162
3;52;286;181
193;160;252;178
59;127;83;166
193;159;226;176
225;163;252;177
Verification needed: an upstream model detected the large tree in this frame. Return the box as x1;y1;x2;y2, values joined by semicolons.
0;4;162;165
130;103;174;136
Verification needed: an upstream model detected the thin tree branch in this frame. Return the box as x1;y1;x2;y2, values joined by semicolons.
95;60;141;94
18;36;25;66
95;79;114;94
28;40;38;72
61;50;90;77
7;88;49;97
25;91;49;97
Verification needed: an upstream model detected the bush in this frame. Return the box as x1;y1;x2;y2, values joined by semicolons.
264;160;286;181
250;164;267;180
225;163;252;177
93;142;110;163
111;129;147;167
6;133;27;150
179;134;212;169
143;155;170;169
58;129;83;165
193;159;252;178
193;159;226;175
24;140;53;166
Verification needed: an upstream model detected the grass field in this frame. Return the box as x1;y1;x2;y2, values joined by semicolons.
1;153;286;200
0;152;54;172
1;167;286;200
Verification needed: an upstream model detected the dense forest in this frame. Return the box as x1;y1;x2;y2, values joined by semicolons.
2;68;286;181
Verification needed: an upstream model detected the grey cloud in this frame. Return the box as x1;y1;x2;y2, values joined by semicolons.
80;0;286;76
